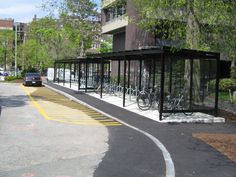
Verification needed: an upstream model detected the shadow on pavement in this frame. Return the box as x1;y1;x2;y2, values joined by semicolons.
0;95;28;108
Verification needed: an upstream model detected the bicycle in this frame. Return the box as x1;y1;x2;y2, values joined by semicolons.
163;89;193;117
125;86;139;101
114;84;123;97
95;83;115;95
136;86;160;111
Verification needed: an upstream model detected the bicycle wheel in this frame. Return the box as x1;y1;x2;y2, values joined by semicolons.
179;99;193;116
115;86;123;96
162;96;174;117
184;112;193;116
162;101;173;117
136;92;151;110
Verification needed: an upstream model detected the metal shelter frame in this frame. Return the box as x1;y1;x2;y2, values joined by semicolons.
54;47;220;120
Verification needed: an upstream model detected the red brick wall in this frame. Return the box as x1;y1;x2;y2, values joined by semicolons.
0;19;14;29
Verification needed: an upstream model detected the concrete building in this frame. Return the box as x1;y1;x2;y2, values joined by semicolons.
14;22;27;43
101;0;155;52
101;0;156;78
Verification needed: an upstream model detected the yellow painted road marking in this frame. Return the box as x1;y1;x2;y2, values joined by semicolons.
20;84;51;120
20;84;122;126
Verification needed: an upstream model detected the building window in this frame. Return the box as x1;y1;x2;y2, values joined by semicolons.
104;3;126;23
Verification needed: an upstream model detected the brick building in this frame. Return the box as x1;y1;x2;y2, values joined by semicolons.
0;18;14;30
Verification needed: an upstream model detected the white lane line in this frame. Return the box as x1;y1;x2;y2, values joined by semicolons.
45;84;175;177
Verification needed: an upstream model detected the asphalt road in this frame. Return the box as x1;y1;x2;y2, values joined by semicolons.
46;82;236;177
0;82;235;177
0;83;166;177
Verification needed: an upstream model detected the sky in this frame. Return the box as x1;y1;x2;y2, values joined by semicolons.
0;0;100;23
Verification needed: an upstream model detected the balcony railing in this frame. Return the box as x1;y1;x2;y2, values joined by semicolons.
102;15;128;34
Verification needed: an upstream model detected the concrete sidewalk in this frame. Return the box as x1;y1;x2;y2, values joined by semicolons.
47;82;225;123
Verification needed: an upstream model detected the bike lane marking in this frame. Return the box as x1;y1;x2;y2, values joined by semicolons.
46;84;176;177
20;84;122;126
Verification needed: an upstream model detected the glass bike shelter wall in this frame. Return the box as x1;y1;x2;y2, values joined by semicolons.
54;59;110;91
161;54;219;118
53;47;220;120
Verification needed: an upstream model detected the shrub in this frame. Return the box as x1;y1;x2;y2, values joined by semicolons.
208;78;236;91
4;75;22;81
219;78;236;91
4;76;18;81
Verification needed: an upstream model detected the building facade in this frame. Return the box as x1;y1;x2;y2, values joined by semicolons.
14;22;27;44
101;0;155;52
0;18;14;30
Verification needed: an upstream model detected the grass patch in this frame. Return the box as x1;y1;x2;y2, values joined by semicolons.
218;92;236;104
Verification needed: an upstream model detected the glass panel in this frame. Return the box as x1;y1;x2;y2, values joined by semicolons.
163;57;191;113
192;59;217;110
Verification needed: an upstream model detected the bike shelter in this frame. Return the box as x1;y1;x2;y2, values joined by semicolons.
53;47;220;120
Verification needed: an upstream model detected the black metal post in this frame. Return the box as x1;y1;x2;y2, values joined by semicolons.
74;64;76;81
139;59;142;91
108;62;111;84
152;58;156;90
118;60;121;85
85;60;88;92
96;64;99;87
148;59;151;89
78;62;81;90
214;55;220;116
123;59;127;107
69;63;72;88
127;60;130;89
169;57;173;93
190;59;193;110
57;63;60;84
159;52;165;120
53;62;56;82
100;59;104;99
63;63;65;86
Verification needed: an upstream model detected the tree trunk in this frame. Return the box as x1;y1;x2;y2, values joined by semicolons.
80;38;84;57
185;0;201;103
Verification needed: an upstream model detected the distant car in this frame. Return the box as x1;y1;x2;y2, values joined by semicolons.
3;72;8;76
23;73;42;86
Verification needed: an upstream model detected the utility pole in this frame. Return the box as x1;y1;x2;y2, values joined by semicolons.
14;23;18;76
22;33;26;71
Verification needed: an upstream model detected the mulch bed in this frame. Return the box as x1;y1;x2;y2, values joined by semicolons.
193;133;236;163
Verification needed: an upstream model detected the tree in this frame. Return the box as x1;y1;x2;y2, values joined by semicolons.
132;0;236;101
17;17;77;71
97;40;112;53
43;0;100;57
0;30;14;71
132;0;236;56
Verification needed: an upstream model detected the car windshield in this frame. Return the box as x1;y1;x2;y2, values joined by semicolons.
25;73;40;77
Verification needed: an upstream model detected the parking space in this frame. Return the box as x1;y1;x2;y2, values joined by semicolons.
20;84;122;127
0;83;113;177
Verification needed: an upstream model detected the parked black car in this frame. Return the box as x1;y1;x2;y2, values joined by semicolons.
23;73;42;86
